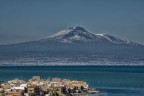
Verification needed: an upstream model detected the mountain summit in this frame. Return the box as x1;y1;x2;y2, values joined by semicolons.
45;26;138;45
48;26;96;43
0;26;144;65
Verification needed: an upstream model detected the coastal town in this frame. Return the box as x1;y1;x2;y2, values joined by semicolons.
0;76;100;96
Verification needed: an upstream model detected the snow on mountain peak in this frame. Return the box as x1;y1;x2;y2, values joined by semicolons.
45;26;139;45
49;27;74;38
95;34;139;45
49;26;88;37
95;33;113;41
96;34;105;36
48;26;96;43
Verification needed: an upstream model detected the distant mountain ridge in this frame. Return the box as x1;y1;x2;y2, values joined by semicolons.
40;26;139;45
0;26;144;65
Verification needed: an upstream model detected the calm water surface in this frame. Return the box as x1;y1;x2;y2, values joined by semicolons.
0;66;144;96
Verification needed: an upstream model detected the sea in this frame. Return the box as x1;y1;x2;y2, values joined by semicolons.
0;66;144;96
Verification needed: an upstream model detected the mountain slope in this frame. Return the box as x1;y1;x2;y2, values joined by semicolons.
0;26;144;65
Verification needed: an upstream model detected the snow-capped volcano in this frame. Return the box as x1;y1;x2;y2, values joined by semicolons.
47;26;136;45
48;26;96;43
0;26;143;65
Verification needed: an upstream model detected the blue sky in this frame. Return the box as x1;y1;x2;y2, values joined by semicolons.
0;0;144;45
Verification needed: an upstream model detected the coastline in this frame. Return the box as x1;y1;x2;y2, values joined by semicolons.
0;76;100;96
0;66;144;96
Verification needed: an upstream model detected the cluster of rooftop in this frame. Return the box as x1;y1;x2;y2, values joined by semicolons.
0;76;100;96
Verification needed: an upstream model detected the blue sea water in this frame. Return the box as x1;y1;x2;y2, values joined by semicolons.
0;66;144;96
